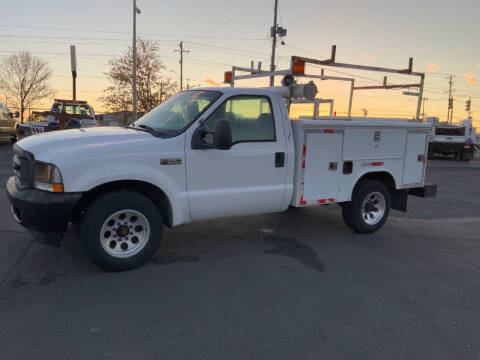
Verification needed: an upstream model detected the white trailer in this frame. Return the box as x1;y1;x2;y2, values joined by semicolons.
7;50;436;271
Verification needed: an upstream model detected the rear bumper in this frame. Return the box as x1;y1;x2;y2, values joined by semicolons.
6;176;82;246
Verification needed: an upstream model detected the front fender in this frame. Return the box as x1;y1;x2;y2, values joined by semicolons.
65;163;190;226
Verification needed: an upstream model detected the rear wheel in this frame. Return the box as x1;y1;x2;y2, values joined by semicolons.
81;191;163;271
342;179;391;234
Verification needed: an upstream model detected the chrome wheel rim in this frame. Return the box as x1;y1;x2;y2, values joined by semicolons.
361;191;386;225
100;209;150;258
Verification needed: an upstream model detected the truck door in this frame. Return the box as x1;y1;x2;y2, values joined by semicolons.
185;95;287;221
403;131;427;185
303;130;344;203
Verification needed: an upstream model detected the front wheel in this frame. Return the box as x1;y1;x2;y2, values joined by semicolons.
81;191;163;271
342;179;391;234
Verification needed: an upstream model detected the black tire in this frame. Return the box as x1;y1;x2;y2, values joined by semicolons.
81;191;163;271
342;179;391;234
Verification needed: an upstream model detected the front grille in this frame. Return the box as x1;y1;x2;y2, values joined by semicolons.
12;144;34;189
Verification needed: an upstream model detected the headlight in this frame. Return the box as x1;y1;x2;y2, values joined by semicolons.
33;161;64;192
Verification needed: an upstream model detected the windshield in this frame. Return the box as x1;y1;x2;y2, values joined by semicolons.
133;90;221;132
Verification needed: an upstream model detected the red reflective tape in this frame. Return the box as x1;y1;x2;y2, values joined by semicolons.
371;161;383;166
302;145;306;157
328;198;335;203
302;160;305;169
324;129;334;134
300;195;307;206
317;199;327;204
301;182;304;185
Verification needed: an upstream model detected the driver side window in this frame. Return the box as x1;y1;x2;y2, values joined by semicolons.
203;96;275;144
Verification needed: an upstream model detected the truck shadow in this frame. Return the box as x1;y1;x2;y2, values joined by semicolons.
263;235;325;273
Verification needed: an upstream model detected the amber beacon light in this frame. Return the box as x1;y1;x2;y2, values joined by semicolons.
224;71;232;84
292;60;305;75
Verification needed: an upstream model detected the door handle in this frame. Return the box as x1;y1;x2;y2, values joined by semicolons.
275;152;285;168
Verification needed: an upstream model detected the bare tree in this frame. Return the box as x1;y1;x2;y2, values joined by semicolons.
100;38;177;114
0;52;54;122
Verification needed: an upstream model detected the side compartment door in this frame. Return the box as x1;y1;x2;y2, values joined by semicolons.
185;95;287;221
403;131;427;185
303;130;344;203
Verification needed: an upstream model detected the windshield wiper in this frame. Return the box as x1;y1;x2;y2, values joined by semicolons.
136;124;156;133
127;124;178;137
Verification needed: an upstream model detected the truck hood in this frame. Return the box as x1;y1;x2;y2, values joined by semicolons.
17;127;154;162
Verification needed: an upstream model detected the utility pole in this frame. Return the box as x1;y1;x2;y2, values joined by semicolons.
174;41;189;91
132;0;141;122
446;74;454;123
269;0;279;86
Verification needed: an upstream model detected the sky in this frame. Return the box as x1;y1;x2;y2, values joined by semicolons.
1;0;480;126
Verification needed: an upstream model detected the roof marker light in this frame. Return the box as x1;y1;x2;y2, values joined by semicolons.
224;71;232;84
293;60;305;75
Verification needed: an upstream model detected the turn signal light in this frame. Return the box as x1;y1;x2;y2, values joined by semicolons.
52;184;64;193
293;60;305;75
224;71;232;83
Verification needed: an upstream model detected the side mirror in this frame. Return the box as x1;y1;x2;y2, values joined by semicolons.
213;120;232;150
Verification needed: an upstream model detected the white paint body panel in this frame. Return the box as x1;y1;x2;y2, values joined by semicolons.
17;127;191;226
184;89;292;221
403;132;427;185
303;132;343;202
291;120;431;206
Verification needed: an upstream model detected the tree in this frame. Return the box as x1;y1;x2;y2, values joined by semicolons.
101;38;177;114
0;52;54;122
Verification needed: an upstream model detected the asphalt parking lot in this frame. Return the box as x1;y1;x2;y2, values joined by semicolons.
0;143;479;360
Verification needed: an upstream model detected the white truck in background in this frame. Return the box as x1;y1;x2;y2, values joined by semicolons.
16;99;96;140
427;117;477;160
7;52;436;271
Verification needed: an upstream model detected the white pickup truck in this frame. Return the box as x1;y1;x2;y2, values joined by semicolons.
427;118;477;160
7;84;436;271
16;99;96;140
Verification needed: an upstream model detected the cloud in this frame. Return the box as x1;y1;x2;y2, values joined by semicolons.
426;62;440;72
363;53;374;60
462;72;478;85
205;78;220;87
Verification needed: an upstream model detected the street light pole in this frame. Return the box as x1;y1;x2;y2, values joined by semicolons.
133;0;141;122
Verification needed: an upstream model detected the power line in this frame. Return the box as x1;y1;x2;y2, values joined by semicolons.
0;24;266;41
